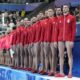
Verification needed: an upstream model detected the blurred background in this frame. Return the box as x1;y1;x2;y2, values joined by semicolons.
0;0;80;35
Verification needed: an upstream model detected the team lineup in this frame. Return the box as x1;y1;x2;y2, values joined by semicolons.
0;4;76;78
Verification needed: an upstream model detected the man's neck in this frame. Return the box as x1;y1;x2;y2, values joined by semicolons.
57;14;61;17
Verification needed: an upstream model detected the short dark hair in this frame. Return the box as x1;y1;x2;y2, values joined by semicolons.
55;7;61;10
13;27;16;30
55;7;62;13
39;11;44;13
47;7;53;10
62;4;71;8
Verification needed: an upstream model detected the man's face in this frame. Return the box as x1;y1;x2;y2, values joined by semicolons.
37;12;44;20
31;17;37;23
20;20;24;25
47;9;54;17
63;5;69;14
56;8;62;16
37;14;40;20
23;18;28;25
26;21;32;26
45;10;48;17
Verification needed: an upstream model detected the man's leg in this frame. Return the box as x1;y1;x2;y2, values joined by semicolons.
43;42;50;72
40;42;44;71
16;44;20;67
19;44;24;68
0;50;4;65
65;41;73;75
31;43;35;70
50;42;57;73
0;51;2;64
24;45;29;68
6;50;11;66
8;49;12;66
58;42;65;75
27;44;33;69
32;42;40;71
12;45;16;67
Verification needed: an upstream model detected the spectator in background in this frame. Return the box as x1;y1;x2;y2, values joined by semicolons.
15;10;19;17
0;14;2;29
12;12;17;24
2;11;9;26
20;9;26;19
74;7;80;22
13;10;19;18
9;20;15;29
78;6;80;22
16;18;21;27
8;14;16;24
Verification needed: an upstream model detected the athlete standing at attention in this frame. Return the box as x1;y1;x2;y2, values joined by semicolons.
55;5;76;78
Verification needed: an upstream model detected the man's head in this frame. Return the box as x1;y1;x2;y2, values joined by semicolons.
23;18;29;25
37;12;44;20
26;20;32;27
55;7;62;16
63;4;70;15
31;17;37;23
24;18;28;21
47;8;54;17
20;20;24;25
45;10;49;18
